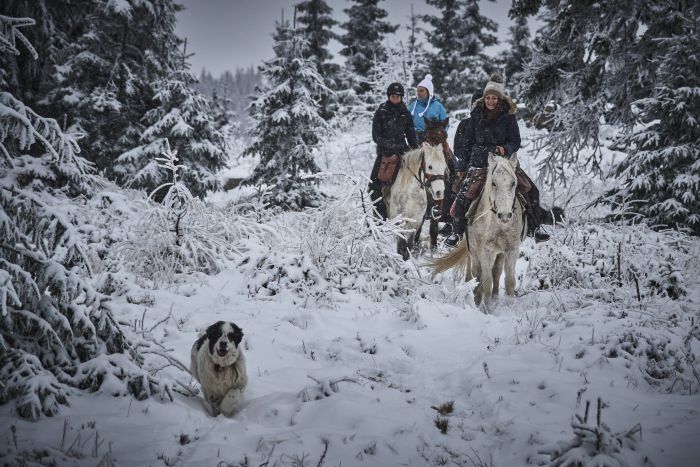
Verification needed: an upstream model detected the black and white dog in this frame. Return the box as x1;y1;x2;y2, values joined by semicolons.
190;321;247;416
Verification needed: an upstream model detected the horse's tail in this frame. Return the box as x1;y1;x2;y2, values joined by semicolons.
425;237;469;277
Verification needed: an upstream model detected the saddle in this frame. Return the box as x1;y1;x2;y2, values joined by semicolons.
377;155;400;184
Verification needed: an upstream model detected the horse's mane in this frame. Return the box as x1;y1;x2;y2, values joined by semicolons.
394;146;443;189
402;147;424;171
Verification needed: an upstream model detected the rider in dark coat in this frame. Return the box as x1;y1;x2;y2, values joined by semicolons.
445;74;550;247
440;90;483;236
369;82;419;219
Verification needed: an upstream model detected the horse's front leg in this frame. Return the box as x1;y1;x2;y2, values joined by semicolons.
476;250;497;308
429;218;438;251
503;251;518;297
397;237;409;261
491;253;504;298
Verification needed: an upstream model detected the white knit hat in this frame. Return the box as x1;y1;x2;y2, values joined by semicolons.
483;72;504;98
412;74;434;117
417;74;434;97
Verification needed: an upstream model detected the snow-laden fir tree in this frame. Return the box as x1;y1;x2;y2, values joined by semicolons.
512;0;652;184
0;0;182;175
296;0;339;119
423;0;498;109
406;3;430;86
243;19;330;210
0;16;164;420
338;0;398;95
608;3;700;235
114;48;227;199
499;15;531;90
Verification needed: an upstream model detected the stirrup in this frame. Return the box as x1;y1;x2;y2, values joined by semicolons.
444;233;460;248
439;223;452;236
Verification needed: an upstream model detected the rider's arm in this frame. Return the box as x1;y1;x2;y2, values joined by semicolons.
437;102;449;131
372;108;383;145
455;116;475;172
405;114;419;150
503;114;521;157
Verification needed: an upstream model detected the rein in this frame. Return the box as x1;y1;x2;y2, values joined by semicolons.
405;150;446;191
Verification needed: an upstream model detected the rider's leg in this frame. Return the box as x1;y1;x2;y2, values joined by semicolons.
368;156;387;220
445;190;471;247
522;174;550;242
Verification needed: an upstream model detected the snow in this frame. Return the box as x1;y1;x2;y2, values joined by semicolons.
1;123;699;467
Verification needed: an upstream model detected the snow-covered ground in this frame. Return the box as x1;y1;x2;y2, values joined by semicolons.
1;123;698;467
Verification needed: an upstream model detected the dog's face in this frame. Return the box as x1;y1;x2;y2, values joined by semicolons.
200;321;244;367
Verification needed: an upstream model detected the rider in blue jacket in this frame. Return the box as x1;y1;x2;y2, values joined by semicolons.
407;74;449;140
408;74;455;222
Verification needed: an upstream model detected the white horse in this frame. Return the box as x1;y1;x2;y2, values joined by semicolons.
383;145;448;260
428;154;525;307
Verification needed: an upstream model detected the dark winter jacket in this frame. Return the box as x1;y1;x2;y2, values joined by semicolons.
455;96;521;172
453;117;471;164
372;100;419;157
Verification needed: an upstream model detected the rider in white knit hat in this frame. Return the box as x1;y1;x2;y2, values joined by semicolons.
407;74;449;141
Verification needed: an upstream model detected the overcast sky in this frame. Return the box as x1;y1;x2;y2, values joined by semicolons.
175;0;519;77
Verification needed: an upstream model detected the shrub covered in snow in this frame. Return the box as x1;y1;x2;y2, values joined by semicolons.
117;141;269;286
241;178;419;302
538;398;643;467
521;222;693;301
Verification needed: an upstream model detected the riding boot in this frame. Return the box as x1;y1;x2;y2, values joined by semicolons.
445;198;470;248
524;190;550;243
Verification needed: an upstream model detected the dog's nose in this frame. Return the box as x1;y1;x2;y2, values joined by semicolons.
434;190;443;198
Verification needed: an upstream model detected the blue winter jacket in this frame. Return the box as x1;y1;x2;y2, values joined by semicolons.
408;96;449;134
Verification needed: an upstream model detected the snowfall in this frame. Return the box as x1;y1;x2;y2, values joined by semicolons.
1;121;699;467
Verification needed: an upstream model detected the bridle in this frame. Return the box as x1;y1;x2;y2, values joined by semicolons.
406;149;447;196
488;164;517;216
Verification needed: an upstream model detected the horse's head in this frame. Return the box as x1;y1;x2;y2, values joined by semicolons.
423;117;449;146
487;153;519;223
423;144;448;200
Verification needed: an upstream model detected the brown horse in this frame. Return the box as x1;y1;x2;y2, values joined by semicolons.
415;117;452;251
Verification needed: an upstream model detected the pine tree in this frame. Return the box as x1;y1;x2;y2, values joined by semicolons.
513;0;651;184
114;43;227;199
0;0;183;175
499;16;531;89
0;16;164;420
406;2;429;86
423;0;498;109
608;4;700;234
296;0;340;119
339;0;398;95
243;20;330;210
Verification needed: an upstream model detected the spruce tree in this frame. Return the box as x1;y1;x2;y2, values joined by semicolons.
0;15;164;420
608;4;700;234
339;0;398;95
499;16;531;89
407;2;429;86
423;0;498;109
512;0;651;184
243;20;330;210
296;0;339;119
114;47;227;199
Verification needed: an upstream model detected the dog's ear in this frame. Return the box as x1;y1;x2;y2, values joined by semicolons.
230;323;244;346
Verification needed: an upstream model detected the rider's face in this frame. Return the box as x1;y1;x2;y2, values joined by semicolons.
484;93;499;110
388;94;402;104
416;87;429;100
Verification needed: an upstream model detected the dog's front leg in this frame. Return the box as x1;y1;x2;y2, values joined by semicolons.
219;388;243;416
